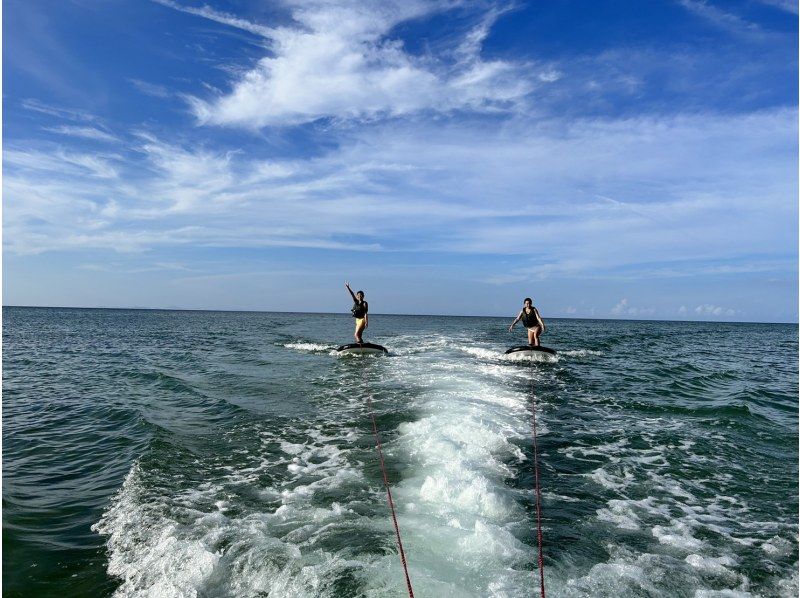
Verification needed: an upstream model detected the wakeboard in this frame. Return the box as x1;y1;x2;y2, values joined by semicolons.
336;342;389;355
504;345;557;357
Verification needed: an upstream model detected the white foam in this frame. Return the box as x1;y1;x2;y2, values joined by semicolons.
95;324;790;596
566;554;661;596
282;341;332;353
93;419;392;597
652;520;706;551
777;569;799;597
597;500;643;530
378;345;545;595
560;438;629;463
91;464;225;597
279;441;305;455
503;351;559;363
561;349;603;357
694;590;753;597
761;535;794;556
587;467;634;490
685;554;739;579
455;345;502;360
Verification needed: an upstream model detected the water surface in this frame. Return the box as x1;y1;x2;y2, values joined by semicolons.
4;308;797;596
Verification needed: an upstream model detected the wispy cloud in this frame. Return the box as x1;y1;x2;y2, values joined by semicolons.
42;125;119;142
152;0;277;38
129;78;172;99
4;107;796;282
157;0;546;128
21;98;98;122
677;0;762;36
5;147;121;179
79;261;199;273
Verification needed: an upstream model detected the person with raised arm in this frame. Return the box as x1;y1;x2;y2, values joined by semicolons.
509;297;546;347
345;282;368;344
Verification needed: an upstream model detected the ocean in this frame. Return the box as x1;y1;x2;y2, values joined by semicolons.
3;307;798;597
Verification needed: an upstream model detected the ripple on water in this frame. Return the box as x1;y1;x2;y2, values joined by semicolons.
3;310;797;596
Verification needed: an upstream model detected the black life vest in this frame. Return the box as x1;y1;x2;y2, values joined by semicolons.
521;307;539;328
351;301;367;318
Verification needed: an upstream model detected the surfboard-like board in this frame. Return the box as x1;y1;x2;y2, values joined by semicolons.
504;345;557;357
336;342;389;355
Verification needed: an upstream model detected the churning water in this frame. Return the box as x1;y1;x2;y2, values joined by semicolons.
3;307;797;596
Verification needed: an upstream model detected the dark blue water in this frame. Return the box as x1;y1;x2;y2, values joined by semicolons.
3;307;798;596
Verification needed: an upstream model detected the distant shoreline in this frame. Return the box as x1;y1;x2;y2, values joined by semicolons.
3;305;796;326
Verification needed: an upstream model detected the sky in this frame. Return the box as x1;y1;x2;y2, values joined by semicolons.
3;0;798;321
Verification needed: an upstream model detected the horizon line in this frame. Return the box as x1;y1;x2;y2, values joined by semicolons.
3;305;797;326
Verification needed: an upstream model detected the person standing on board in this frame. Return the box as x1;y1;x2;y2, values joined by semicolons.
509;297;546;346
345;282;368;344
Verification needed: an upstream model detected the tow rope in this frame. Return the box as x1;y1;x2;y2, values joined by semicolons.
365;387;414;597
530;360;546;597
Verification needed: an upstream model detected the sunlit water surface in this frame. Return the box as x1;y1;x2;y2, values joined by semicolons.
4;308;797;596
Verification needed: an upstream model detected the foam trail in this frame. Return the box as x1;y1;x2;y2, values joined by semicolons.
374;344;541;596
94;420;410;597
89;324;797;597
283;341;334;353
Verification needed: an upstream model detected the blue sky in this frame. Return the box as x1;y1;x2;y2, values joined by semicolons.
4;0;798;321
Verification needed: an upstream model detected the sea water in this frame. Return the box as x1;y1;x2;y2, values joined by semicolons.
3;307;798;597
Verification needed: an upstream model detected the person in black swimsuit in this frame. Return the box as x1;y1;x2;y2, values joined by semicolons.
345;282;368;343
509;297;546;346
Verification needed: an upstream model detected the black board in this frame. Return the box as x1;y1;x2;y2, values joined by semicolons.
336;342;389;355
504;345;557;356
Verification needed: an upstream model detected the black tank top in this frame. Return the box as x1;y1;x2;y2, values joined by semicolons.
521;307;538;328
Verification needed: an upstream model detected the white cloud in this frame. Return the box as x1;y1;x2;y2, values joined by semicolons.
610;298;628;315
3;107;796;279
168;0;541;128
694;304;738;317
538;69;562;83
611;298;656;317
42;125;119;142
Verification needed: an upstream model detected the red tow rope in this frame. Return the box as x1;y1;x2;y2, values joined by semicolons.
530;362;546;597
366;391;415;597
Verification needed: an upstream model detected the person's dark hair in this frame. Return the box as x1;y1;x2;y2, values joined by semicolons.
357;291;365;297
524;297;532;304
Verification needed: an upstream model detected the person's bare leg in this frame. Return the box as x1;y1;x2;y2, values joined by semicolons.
532;327;541;347
355;320;365;343
527;328;535;346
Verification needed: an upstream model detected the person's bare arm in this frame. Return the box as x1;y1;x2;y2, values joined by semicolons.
364;302;369;328
508;310;523;331
535;308;546;332
345;282;357;302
